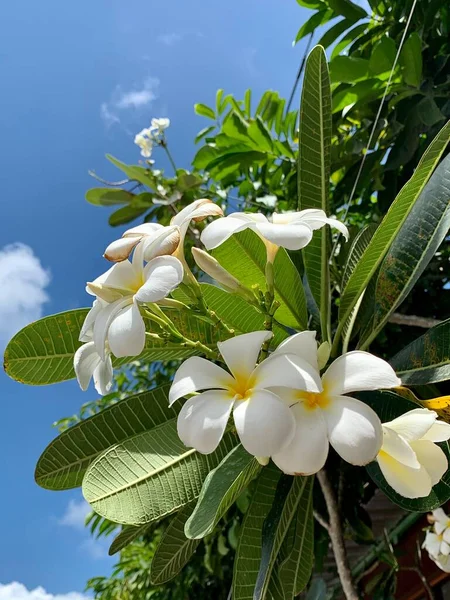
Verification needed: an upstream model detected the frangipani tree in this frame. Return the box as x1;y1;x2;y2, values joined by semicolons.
5;46;450;600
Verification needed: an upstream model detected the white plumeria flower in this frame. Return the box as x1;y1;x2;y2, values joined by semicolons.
150;117;170;136
84;244;183;360
201;209;349;262
432;508;450;536
266;331;400;475
423;527;450;567
134;128;153;158
376;409;450;499
104;199;223;263
74;339;113;396
169;331;324;457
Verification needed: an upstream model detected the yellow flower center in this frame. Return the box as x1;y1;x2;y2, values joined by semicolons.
297;389;330;411
229;372;255;400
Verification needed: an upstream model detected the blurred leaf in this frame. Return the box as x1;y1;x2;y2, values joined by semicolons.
305;578;327;600
369;36;396;75
328;0;367;20
296;0;326;8
318;18;355;49
222;112;250;143
330;56;370;83
108;204;148;226
399;32;422;87
194;103;216;120
331;23;367;59
85;188;135;206
244;89;252;116
109;523;152;556
248;117;274;152
294;10;334;45
195;126;216;144
417;97;445;127
106;155;157;189
185;445;260;539
390;318;450;385
332;79;384;112
82;420;238;525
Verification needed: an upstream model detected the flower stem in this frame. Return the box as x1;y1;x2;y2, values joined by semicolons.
317;470;359;600
160;139;177;174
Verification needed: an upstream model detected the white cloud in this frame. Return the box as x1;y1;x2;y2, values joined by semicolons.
0;244;50;346
58;499;91;531
100;76;160;127
0;582;88;600
80;537;109;560
157;33;182;46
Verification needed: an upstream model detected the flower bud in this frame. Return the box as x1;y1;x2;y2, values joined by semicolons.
192;248;240;291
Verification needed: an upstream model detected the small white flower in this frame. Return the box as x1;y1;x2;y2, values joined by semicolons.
153;189;183;206
134;128;153;158
150;117;170;135
256;195;278;209
432;508;450;536
267;331;400;475
169;331;323;456
376;409;450;499
201;209;349;263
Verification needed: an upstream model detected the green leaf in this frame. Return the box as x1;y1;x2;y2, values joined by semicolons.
390;318;450;385
106;155;157;189
298;45;332;341
254;476;313;600
244;89;252;116
4;309;209;386
200;284;288;347
222;112;250;143
399;32;422;87
35;385;178;490
195;126;216;144
362;390;450;511
194;103;216;120
232;464;282;600
330;56;370;83
82;420;238;525
296;0;326;8
150;502;201;585
185;445;261;539
360;154;450;349
327;0;366;20
417;97;445;127
248;117;274;152
335;120;450;352
108;203;148;226
294;10;334;45
331;23;367;59
369;36;396;75
317;18;354;49
109;523;152;556
85;188;135;206
212;229;308;329
332;78;384;113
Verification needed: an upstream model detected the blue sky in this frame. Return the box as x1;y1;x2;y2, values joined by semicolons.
0;0;317;597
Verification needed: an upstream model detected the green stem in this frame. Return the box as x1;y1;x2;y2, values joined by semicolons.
161;140;177;173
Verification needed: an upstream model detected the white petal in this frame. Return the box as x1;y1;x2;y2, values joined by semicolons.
200;216;251;249
442;540;450;555
136;256;184;303
294;209;349;240
87;260;140;297
253;353;322;393
324;396;382;465
233;390;296;457
272;403;329;475
434;555;450;572
422;420;450;442
322;351;401;396
443;528;450;544
383;408;437;442
93;298;132;359
377;451;432;498
177;391;235;454
433;508;448;523
139;225;180;262
436;521;448;535
254;222;313;251
93;353;114;396
73;342;101;391
107;302;146;358
423;531;442;558
171;199;223;227
169;357;235;406
217;331;272;381
273;331;319;371
104;237;140;262
410;440;448;486
79;299;104;342
123;223;163;238
380;426;420;468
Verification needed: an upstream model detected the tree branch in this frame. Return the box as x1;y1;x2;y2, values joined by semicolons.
317;470;359;600
313;510;330;532
389;313;441;329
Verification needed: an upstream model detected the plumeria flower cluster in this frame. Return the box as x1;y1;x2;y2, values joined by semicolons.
134;117;171;158
423;508;450;572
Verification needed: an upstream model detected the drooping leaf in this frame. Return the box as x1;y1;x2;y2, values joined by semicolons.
185;445;261;539
327;0;367;20
194;103;216;120
331;23;367;59
106;155;157;189
85;188;135;206
317;18;355;50
399;32;422;87
232;464;282;600
369;36;396;75
200;284;288;347
82;420;238;525
212;229;308;330
150;502;201;585
335;120;450;351
360;154;450;348
109;523;152;556
298;45;332;341
35;385;178;490
108;203;149;226
390;318;450;385
361;390;450;511
294;10;334;45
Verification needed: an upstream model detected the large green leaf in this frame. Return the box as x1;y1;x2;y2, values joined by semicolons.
85;188;135;206
390;318;450;385
327;0;366;20
298;45;332;341
233;464;281;600
361;391;450;511
254;476;312;600
82;420;238;525
4;308;218;386
109;523;152;556
150;502;200;585
200;284;288;347
330;56;369;83
360;154;450;349
185;445;261;539
335;120;450;352
399;32;422;87
35;385;178;490
212;230;308;330
294;10;334;45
